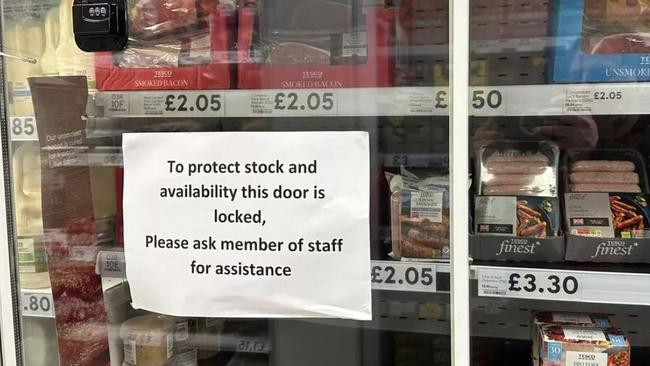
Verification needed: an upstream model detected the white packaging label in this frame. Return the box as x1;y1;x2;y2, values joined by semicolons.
123;340;136;365
122;132;371;319
188;35;212;63
552;313;592;324
475;196;517;235
342;31;368;58
166;334;173;359
563;328;607;342
409;190;443;223
175;321;189;342
565;351;607;366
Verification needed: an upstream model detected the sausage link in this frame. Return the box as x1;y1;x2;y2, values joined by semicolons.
570;172;639;184
483;174;538;187
485;153;549;164
485;161;548;174
571;160;636;172
571;184;641;193
519;221;546;237
400;240;435;258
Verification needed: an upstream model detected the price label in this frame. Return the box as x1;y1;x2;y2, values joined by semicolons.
371;261;436;292
163;93;223;116
478;268;582;301
236;338;270;353
272;91;336;115
434;90;448;110
21;291;54;318
470;88;506;115
96;251;126;278
10;117;38;141
564;88;626;114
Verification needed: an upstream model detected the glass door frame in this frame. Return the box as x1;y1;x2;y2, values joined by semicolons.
0;0;475;365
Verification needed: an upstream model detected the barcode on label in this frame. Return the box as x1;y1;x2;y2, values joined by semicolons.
483;290;506;295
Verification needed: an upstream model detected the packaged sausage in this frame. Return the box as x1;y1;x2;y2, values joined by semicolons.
564;149;649;193
532;312;612;365
477;141;559;197
538;325;630;366
473;141;561;239
386;168;449;260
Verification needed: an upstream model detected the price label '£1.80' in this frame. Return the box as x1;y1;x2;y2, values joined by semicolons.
478;268;582;301
21;291;54;318
371;261;436;292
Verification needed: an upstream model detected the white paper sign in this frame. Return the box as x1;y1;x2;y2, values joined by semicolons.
122;132;371;319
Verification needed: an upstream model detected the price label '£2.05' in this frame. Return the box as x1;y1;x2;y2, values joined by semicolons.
371;261;436;292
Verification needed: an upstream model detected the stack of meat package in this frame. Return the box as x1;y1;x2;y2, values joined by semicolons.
533;312;630;366
30;77;112;366
95;0;234;90
237;0;394;88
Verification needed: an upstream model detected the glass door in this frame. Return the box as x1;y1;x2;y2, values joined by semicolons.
0;1;454;366
468;1;650;365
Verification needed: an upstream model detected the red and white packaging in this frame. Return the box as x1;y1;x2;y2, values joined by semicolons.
95;1;233;91
236;1;394;89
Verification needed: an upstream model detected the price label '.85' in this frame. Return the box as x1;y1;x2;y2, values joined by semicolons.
371;261;436;292
10;117;38;141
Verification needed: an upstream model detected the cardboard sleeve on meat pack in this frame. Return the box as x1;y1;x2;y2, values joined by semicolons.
471;141;565;262
95;0;234;91
236;0;394;89
563;149;650;263
551;0;650;83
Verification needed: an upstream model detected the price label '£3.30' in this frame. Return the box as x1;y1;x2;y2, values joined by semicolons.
478;268;582;301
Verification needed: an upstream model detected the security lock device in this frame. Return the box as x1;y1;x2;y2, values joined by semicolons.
73;0;128;52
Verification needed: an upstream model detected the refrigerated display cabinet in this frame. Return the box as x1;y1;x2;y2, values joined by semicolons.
2;1;650;366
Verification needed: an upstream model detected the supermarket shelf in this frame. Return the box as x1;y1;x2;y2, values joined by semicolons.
88;87;448;119
468;83;650;116
96;250;450;293
472;262;650;306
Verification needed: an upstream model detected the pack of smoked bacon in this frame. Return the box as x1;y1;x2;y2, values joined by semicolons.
236;0;394;88
471;141;565;262
95;0;234;90
563;149;650;263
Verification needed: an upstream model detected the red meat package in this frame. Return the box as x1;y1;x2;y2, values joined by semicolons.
236;0;394;89
95;0;234;90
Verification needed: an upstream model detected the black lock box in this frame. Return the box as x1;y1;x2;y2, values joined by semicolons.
73;0;128;52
